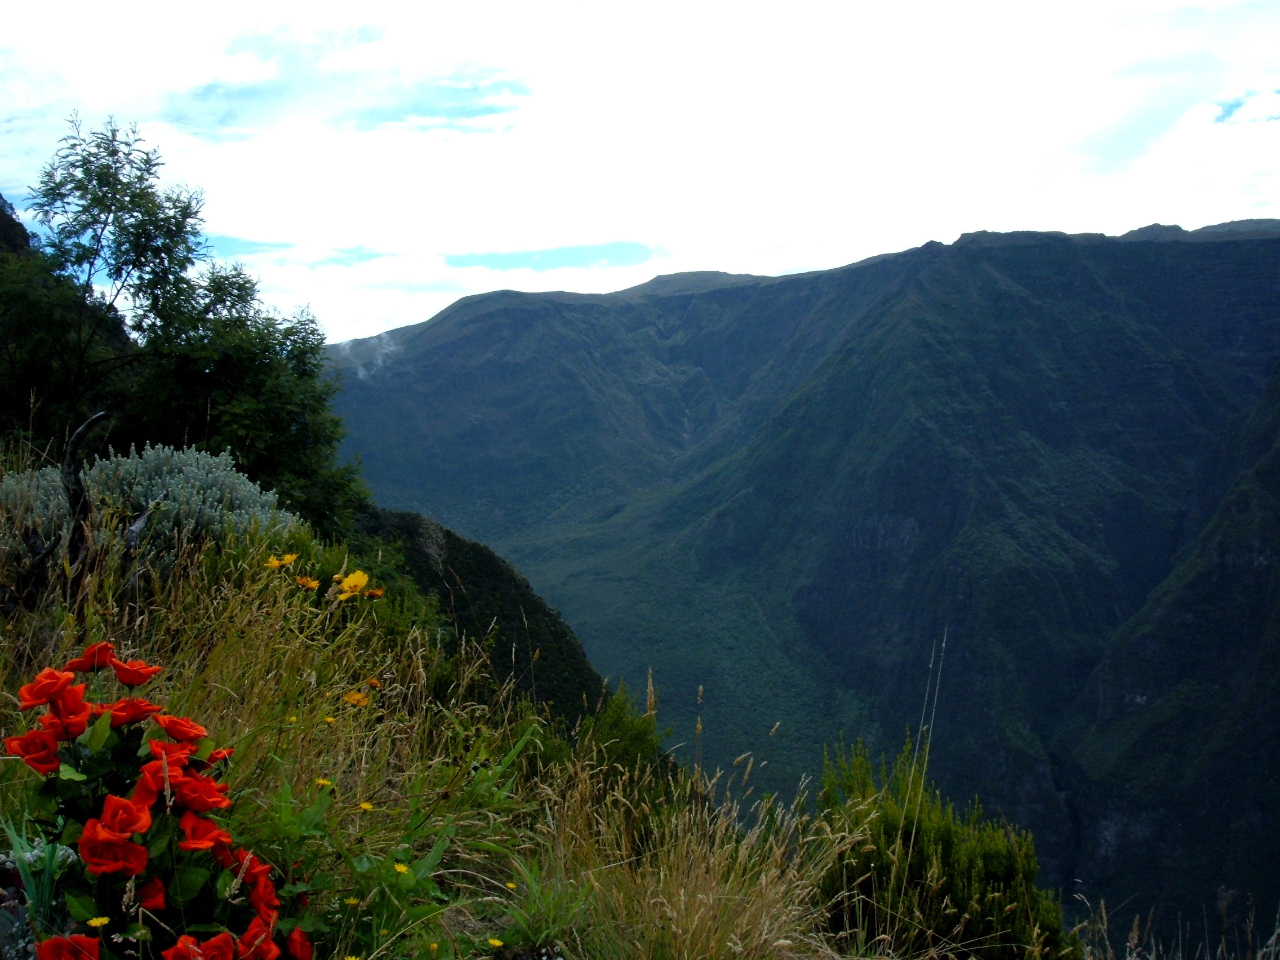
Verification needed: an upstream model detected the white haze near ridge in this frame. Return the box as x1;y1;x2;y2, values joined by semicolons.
2;0;1277;342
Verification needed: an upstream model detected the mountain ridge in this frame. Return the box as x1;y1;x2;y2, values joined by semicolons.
329;219;1280;924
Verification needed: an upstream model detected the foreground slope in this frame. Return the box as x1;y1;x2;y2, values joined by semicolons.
330;223;1280;918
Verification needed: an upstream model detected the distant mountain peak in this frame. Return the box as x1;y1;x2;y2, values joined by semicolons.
616;271;767;298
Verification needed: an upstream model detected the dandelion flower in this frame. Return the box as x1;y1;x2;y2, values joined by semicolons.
393;863;410;874
429;945;438;954
296;576;320;590
358;801;374;811
366;676;383;689
316;777;334;787
287;715;298;723
488;939;504;948
323;716;336;724
505;882;518;890
87;917;110;928
264;555;287;568
344;897;360;906
281;553;299;565
343;691;371;707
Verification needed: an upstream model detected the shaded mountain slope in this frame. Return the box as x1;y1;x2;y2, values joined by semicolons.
330;224;1280;919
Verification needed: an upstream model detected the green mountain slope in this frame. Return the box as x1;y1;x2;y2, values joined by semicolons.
329;223;1280;919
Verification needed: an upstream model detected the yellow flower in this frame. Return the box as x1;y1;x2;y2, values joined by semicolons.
505;882;517;890
281;553;299;565
264;555;287;568
344;897;360;906
393;862;410;874
87;917;110;928
344;956;362;960
488;939;504;948
287;715;299;723
429;945;438;954
358;801;374;811
343;690;371;707
336;570;370;600
316;777;334;787
323;716;336;724
365;676;383;689
296;576;320;590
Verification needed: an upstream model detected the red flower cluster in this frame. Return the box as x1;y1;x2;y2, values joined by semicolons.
3;642;313;960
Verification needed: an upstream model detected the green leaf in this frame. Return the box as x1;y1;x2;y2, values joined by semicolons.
147;828;171;858
57;763;87;782
64;891;98;921
215;869;237;899
351;854;376;874
278;881;311;896
77;709;114;753
124;922;153;941
170;865;211;903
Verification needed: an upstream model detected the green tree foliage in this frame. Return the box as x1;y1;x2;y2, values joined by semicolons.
2;118;365;537
820;738;1078;960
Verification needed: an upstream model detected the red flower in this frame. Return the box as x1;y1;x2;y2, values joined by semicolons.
63;642;116;673
149;739;197;764
250;873;281;920
99;697;164;728
132;757;190;808
178;810;233;851
139;875;167;910
48;684;91;738
161;936;202;960
99;794;153;837
36;935;100;960
238;916;280;960
154;714;208;741
197;934;236;960
214;847;273;884
78;819;148;875
4;728;62;775
285;927;313;960
173;771;231;812
18;668;75;710
110;658;164;687
205;746;235;764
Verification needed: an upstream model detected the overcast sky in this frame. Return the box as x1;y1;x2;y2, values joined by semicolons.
4;1;1278;343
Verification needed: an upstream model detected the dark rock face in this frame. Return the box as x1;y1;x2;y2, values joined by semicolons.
329;223;1280;925
0;195;31;254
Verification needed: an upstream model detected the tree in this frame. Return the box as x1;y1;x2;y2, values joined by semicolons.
6;117;367;538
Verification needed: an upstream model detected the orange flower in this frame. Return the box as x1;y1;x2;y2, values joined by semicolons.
100;697;164;727
177;810;233;851
63;641;116;673
4;728;62;774
154;714;208;741
110;659;164;687
363;587;385;600
18;668;75;710
296;576;320;590
342;691;371;707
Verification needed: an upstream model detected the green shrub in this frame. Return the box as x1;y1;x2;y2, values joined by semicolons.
0;444;297;562
821;738;1079;960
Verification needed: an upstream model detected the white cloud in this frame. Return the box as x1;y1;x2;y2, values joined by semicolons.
3;0;1278;342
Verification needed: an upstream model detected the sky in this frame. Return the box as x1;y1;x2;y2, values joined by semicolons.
3;0;1278;343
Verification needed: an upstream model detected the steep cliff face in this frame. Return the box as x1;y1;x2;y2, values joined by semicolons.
330;224;1280;920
